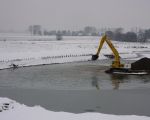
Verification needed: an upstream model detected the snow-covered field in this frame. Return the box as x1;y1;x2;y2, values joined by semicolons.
0;97;150;120
0;35;150;69
0;35;150;119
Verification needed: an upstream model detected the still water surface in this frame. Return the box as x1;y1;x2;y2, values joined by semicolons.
0;61;150;116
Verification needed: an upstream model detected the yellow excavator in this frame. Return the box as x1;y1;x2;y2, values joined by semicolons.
91;34;149;74
91;34;128;73
92;34;124;68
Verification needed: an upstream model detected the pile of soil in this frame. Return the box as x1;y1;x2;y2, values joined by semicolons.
131;57;150;70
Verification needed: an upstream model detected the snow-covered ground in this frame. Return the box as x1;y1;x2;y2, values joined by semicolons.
0;35;150;69
0;97;150;120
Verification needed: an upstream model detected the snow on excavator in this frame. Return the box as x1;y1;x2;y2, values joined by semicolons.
91;35;149;75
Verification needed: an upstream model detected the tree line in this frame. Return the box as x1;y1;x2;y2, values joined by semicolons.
105;28;150;42
28;25;150;42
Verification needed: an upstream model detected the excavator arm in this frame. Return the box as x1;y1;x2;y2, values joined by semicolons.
92;35;106;60
92;35;124;68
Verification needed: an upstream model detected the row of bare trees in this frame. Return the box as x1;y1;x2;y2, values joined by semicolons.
106;28;150;42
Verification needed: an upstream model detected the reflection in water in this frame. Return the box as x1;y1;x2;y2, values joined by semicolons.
91;70;100;90
90;68;150;90
134;75;150;83
109;74;128;90
109;73;150;90
91;76;100;90
0;62;150;91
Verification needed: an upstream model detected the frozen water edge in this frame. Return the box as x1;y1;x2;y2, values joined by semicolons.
0;97;150;120
0;54;94;70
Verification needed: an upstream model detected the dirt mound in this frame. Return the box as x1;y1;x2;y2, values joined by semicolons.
131;57;150;70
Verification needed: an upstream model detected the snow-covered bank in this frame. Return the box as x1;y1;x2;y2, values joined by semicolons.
0;39;96;69
0;36;150;70
0;97;150;120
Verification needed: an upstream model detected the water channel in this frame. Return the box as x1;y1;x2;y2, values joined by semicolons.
0;61;150;116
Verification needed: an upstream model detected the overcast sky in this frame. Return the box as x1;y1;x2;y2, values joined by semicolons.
0;0;150;31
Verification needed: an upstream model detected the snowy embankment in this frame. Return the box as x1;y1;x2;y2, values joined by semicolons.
0;35;150;70
0;36;99;69
0;97;150;120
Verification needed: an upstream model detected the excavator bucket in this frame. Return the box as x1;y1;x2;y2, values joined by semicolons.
92;54;99;60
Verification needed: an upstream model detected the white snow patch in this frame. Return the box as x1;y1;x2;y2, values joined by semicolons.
0;97;150;120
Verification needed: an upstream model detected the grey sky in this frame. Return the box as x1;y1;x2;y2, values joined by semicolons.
0;0;150;31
